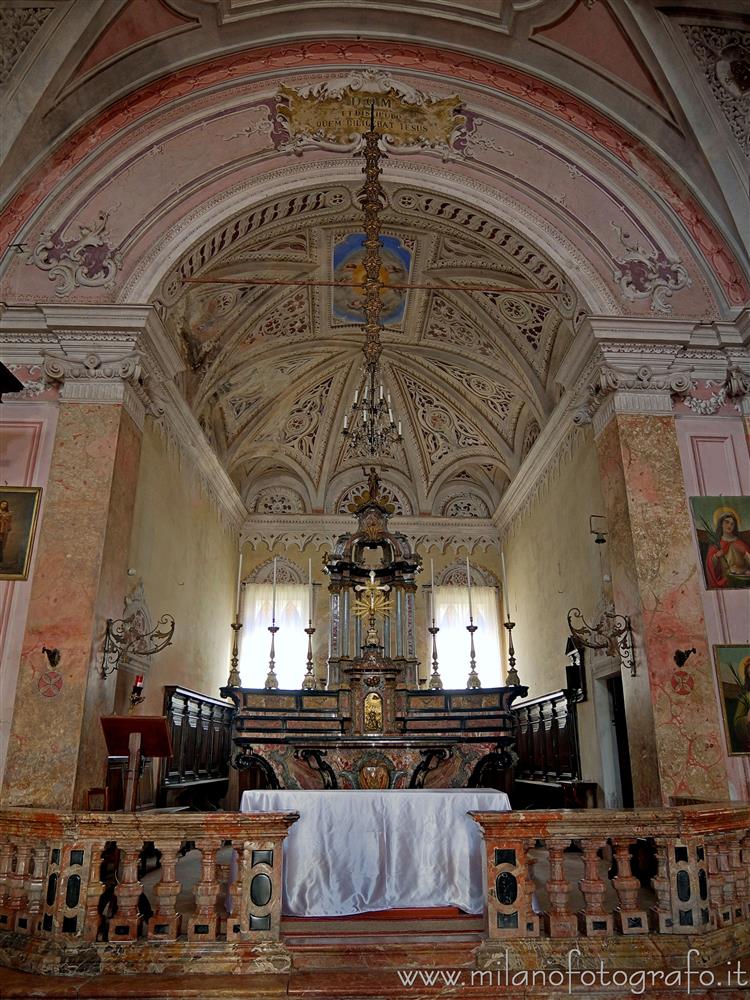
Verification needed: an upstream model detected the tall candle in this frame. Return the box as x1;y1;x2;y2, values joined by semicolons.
501;550;510;619
272;556;277;622
430;558;435;624
308;557;313;622
235;551;243;618
466;555;473;620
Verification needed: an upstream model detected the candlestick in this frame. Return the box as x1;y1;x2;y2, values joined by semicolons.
302;623;316;690
227;614;243;687
265;624;279;689
235;551;243;618
465;555;473;620
466;622;480;689
271;556;277;622
503;616;521;686
428;618;443;690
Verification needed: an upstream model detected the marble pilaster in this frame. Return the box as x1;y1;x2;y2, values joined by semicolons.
595;408;730;805
0;307;183;809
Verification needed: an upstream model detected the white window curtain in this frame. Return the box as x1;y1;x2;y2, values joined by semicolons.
239;583;308;689
433;585;502;689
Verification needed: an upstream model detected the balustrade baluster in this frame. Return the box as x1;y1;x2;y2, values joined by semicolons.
741;832;750;920
648;837;673;933
109;840;144;941
20;845;48;935
225;844;244;941
0;840;16;930
611;838;648;934
706;837;732;928
147;840;182;940
543;838;576;937
82;842;107;942
8;841;30;930
577;839;613;935
725;834;745;924
216;851;232;938
187;840;221;940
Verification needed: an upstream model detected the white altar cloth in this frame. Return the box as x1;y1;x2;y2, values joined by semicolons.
240;787;510;917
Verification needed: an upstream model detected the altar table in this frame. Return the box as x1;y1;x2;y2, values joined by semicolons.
240;787;510;917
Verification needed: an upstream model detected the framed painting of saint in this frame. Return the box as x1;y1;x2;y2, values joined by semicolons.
0;486;43;581
714;645;750;755
689;496;750;590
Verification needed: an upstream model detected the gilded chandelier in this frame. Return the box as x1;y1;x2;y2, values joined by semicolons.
341;111;403;458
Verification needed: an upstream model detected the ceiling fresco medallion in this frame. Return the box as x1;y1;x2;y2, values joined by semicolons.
272;70;469;155
332;232;412;326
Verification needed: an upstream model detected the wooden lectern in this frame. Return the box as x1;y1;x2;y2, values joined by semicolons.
100;716;173;812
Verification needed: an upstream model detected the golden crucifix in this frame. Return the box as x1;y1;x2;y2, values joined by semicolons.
353;570;392;646
352;570;392;619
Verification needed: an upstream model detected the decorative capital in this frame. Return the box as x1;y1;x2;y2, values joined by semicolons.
573;360;694;429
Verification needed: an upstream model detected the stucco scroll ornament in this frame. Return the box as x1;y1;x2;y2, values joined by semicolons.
573;364;694;426
611;224;690;315
25;210;122;297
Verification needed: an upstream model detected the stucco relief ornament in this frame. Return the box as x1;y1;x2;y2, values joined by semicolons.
572;364;694;425
25;210;122;297
611;224;690;315
270;71;469;158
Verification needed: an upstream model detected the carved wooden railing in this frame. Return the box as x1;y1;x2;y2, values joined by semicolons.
472;803;750;968
159;686;234;805
0;809;296;975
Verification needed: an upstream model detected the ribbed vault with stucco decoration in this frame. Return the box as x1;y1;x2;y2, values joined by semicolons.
159;181;580;515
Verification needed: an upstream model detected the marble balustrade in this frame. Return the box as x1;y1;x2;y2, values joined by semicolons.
0;808;297;975
0;803;748;976
473;802;750;969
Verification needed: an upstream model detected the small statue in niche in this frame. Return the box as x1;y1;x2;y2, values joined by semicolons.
364;691;383;732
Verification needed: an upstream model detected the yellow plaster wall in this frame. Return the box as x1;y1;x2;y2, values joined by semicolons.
124;423;236;713
502;428;609;789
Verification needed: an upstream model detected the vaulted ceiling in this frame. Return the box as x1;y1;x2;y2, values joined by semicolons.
2;0;748;523
161;181;580;516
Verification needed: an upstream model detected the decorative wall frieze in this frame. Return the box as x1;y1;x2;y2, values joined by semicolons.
556;312;750;434
240;514;499;555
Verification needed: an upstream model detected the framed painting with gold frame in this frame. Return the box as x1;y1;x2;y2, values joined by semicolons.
0;486;42;581
689;496;750;589
713;645;750;755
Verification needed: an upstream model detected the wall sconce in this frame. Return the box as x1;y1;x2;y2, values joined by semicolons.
589;514;608;544
567;604;636;677
100;613;175;678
